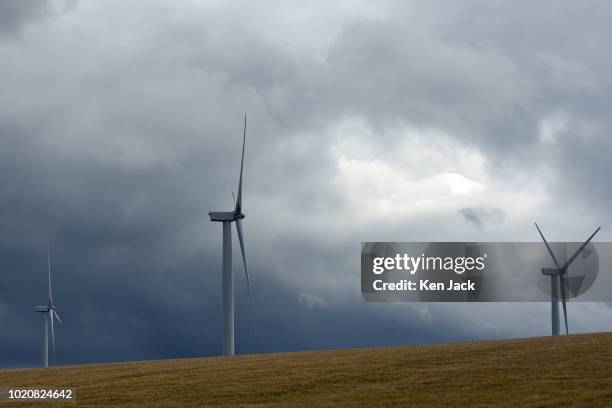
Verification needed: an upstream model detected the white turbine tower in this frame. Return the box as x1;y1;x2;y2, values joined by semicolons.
209;115;252;356
535;223;600;336
35;244;63;367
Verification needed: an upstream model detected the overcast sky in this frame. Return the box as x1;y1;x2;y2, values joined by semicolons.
1;0;612;368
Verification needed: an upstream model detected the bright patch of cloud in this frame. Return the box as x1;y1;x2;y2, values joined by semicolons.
538;112;568;144
298;292;328;310
330;117;551;229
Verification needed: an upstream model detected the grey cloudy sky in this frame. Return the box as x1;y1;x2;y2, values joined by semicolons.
1;0;612;367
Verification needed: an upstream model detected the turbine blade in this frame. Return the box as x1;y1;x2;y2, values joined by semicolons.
49;312;56;364
235;219;253;313
48;243;53;304
561;226;601;272
53;310;63;325
235;114;246;213
559;275;569;334
535;223;563;271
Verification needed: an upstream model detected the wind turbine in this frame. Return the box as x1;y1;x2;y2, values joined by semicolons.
209;114;252;356
35;244;63;367
535;223;600;336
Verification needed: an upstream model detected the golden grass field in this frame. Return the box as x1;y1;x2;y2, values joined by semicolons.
1;332;612;407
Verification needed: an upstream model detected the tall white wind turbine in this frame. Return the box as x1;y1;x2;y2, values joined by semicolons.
35;244;63;367
535;223;600;336
209;115;252;356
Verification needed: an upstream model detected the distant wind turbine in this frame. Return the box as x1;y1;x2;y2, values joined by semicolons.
535;223;600;336
35;244;63;367
209;115;252;356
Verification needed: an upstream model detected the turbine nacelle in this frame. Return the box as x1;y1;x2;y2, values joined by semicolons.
541;267;562;276
209;211;245;222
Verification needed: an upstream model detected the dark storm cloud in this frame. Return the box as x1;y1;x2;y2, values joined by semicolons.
1;0;612;368
419;0;612;210
0;0;50;35
459;207;505;228
325;19;530;142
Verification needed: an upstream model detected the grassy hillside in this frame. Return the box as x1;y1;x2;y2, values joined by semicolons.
1;333;612;407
